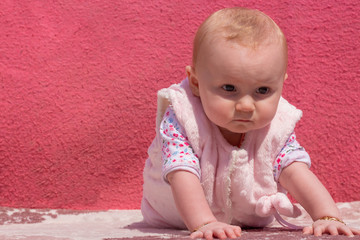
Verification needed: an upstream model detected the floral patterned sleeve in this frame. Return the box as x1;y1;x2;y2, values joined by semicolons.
273;132;311;182
160;106;201;183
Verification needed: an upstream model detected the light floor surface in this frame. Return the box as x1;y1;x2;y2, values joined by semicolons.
0;201;359;240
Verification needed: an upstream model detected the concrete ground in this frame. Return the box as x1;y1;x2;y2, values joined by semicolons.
0;202;359;240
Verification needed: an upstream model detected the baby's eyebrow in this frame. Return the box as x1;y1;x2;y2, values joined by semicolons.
257;77;281;84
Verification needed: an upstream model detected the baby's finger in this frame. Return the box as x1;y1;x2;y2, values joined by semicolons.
213;229;227;239
350;227;360;235
327;225;339;235
232;226;242;237
302;226;313;235
204;230;215;240
190;230;203;239
313;225;325;236
224;228;237;239
337;225;355;237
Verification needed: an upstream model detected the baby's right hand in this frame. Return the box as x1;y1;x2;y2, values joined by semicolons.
190;221;241;240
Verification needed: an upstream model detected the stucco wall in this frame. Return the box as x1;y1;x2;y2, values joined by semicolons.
0;0;359;210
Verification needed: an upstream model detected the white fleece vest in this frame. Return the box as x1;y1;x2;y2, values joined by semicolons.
142;78;302;229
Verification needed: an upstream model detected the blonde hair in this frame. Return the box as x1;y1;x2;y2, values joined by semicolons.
192;7;287;67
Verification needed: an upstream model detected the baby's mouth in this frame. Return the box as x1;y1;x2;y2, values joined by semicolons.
235;119;251;122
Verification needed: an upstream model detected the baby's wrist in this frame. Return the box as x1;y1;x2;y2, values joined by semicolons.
191;219;217;232
316;216;346;225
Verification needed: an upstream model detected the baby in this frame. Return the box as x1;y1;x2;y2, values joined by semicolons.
141;7;360;239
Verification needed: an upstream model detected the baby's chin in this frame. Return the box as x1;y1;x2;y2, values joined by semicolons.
225;122;273;134
218;126;247;136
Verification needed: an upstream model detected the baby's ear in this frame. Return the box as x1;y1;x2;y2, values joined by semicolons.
284;73;288;81
186;66;200;96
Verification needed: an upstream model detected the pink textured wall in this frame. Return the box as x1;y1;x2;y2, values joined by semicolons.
0;1;359;210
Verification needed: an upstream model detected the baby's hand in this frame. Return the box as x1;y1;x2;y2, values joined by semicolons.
303;219;360;237
190;221;241;240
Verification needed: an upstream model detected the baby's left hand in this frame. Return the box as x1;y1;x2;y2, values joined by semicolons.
303;219;360;237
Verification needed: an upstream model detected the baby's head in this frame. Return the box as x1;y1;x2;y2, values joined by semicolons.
191;7;287;70
186;8;289;145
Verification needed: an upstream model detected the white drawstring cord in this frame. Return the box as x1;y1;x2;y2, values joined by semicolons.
273;211;303;230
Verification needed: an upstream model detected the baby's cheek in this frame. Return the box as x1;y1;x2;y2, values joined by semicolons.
204;99;227;116
258;104;278;125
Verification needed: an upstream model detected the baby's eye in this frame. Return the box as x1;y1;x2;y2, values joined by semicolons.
256;87;270;94
222;84;236;92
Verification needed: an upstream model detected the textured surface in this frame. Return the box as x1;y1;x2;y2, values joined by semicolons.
0;0;359;210
0;202;359;239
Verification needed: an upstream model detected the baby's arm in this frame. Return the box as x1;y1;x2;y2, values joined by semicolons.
167;170;241;240
279;162;360;236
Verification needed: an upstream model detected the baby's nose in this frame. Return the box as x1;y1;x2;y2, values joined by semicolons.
235;96;255;112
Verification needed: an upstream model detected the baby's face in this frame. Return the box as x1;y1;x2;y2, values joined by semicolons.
190;38;287;143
